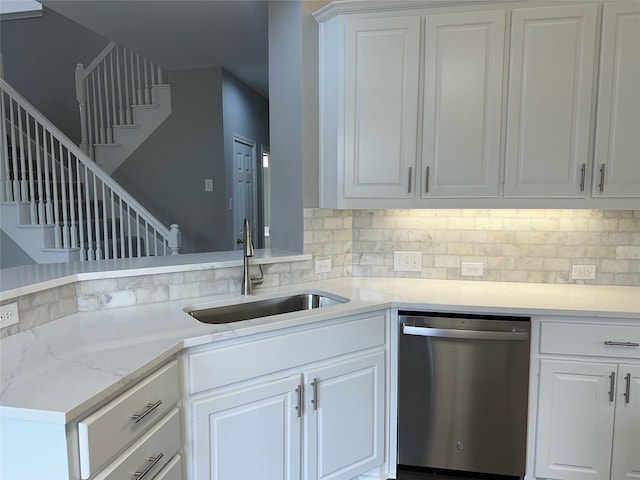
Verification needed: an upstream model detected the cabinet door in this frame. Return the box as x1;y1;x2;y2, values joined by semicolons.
343;16;420;199
611;364;640;480
421;10;505;198
593;2;640;198
192;375;302;480
305;351;385;480
504;5;598;198
536;359;616;480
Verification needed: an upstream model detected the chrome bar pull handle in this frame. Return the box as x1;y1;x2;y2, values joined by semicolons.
311;378;319;411
133;453;164;480
408;167;413;193
295;385;303;418
609;372;616;402
579;163;586;192
599;163;606;192
624;373;631;404
604;341;640;347
131;400;162;424
425;166;430;193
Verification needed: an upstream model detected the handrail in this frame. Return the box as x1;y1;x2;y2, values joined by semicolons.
82;41;118;78
0;77;180;260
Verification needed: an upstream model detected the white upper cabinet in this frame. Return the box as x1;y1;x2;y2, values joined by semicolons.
343;16;421;201
504;4;598;198
593;1;640;198
421;10;506;198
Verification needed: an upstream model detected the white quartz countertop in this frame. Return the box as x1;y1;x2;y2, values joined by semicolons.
1;277;639;424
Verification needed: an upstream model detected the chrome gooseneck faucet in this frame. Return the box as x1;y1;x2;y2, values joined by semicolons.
241;218;259;295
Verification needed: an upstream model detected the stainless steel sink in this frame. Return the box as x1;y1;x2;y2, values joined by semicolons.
186;292;348;324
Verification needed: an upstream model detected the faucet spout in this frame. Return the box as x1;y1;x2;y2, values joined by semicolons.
241;218;255;295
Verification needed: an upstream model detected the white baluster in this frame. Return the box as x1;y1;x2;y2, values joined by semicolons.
157;64;163;84
58;142;70;249
75;63;89;155
135;53;143;105
85;166;95;260
0;90;10;201
110;189;116;258
43;131;53;224
129;50;136;109
101;182;108;259
118;197;125;257
108;52;117;138
93;175;102;259
96;64;106;144
90;74;99;148
115;47;125;125
17;105;28;202
75;157;84;255
9;97;19;201
136;212;142;256
26;115;36;223
126;204;133;257
35;121;45;224
49;133;61;247
169;224;181;255
67;149;77;248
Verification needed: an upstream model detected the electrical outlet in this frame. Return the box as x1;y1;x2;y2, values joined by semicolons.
315;259;332;274
572;264;596;280
461;262;484;277
394;251;422;272
204;179;214;192
0;302;19;328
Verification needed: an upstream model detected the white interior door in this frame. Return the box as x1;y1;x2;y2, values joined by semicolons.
232;136;258;250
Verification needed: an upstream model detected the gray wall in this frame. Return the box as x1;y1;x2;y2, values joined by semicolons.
113;68;226;253
268;1;304;253
0;231;35;269
0;7;108;143
222;69;270;250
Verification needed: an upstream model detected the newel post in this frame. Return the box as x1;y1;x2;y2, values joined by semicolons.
169;224;181;255
75;63;89;155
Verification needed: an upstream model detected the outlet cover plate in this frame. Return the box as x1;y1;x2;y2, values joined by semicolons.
315;259;332;274
572;265;596;280
0;302;19;328
461;262;484;277
394;251;422;272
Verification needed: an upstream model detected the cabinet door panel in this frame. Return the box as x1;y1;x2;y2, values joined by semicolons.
344;16;420;199
192;375;301;480
611;364;640;480
593;2;640;198
305;351;385;480
505;5;597;198
536;359;616;480
422;10;505;198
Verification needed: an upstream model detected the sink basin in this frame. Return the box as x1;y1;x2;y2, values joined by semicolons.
186;292;349;324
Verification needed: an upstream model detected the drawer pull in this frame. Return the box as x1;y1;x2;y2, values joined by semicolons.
604;341;640;347
131;400;162;424
624;373;631;404
133;453;164;480
609;372;616;402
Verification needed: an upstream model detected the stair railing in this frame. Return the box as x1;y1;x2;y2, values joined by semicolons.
75;42;166;158
1;77;180;261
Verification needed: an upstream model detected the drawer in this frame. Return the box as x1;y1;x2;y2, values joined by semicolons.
540;322;640;359
79;360;180;479
188;313;386;394
94;408;181;480
155;454;183;480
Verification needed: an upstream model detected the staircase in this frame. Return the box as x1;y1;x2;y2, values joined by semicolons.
0;77;180;264
76;42;172;174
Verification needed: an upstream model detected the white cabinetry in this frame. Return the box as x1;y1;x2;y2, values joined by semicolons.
504;4;598;198
339;16;421;201
535;321;640;480
593;1;640;198
184;312;387;480
421;10;505;198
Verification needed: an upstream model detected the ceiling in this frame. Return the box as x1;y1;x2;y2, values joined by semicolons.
40;0;269;98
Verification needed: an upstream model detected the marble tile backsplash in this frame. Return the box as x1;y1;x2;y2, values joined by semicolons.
2;208;638;338
303;209;639;286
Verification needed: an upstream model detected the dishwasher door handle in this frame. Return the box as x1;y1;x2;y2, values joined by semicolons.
402;324;529;341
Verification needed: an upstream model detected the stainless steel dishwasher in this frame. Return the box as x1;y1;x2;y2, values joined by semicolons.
397;312;531;478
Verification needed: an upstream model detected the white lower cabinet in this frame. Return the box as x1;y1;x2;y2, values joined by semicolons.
185;313;387;480
535;321;640;480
